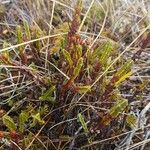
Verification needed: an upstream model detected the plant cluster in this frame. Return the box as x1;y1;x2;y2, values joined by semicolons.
0;0;149;149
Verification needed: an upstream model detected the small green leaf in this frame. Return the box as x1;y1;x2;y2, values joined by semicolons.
115;71;132;86
31;113;45;127
78;113;89;133
33;26;43;50
22;132;33;147
126;114;137;128
16;25;23;44
3;41;10;49
19;111;29;133
2;115;17;131
77;0;83;6
115;60;133;78
86;48;92;57
102;99;128;126
76;45;82;59
39;86;56;104
16;25;24;51
77;85;91;94
38;105;49;116
62;49;73;67
73;57;83;80
23;19;31;40
109;99;128;118
98;41;113;66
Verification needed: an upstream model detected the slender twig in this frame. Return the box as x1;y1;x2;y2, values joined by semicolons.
0;33;67;53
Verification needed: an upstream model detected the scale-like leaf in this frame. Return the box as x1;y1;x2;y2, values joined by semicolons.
32;26;43;50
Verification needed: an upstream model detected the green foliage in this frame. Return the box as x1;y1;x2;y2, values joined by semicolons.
19;111;29;133
77;85;91;94
78;113;89;133
52;22;68;54
114;60;133;86
115;60;133;78
16;25;24;50
32;25;43;50
89;2;105;23
23;19;31;40
39;86;56;104
3;41;10;48
22;132;33;148
30;113;45;127
76;45;82;59
0;0;147;149
59;135;73;141
72;57;83;80
62;49;73;67
77;0;83;6
2;115;17;131
126;114;137;128
78;113;92;144
98;41;113;67
109;99;128;118
102;99;128;126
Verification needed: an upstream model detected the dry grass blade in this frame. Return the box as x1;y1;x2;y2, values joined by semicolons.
25;122;47;150
0;33;67;53
81;125;150;148
78;0;95;32
89;5;108;48
45;0;56;70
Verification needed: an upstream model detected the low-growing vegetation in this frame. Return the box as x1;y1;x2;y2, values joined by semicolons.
0;0;150;149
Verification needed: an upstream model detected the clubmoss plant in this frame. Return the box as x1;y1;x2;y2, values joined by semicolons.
0;0;149;149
